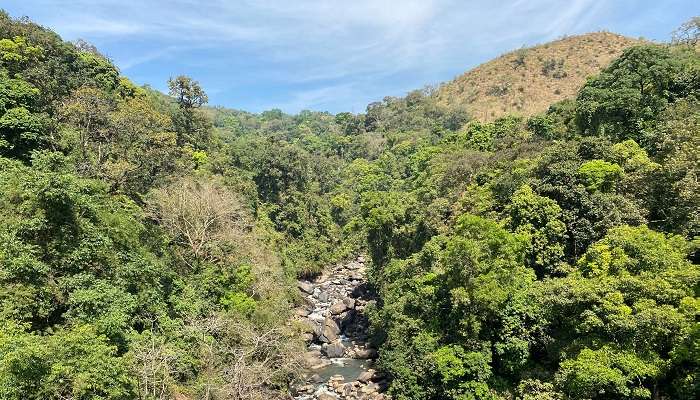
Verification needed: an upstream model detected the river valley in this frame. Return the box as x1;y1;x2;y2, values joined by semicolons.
292;257;388;400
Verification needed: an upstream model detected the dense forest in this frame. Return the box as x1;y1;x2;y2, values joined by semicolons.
0;10;699;400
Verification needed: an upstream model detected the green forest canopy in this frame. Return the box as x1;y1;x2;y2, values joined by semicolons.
0;10;698;400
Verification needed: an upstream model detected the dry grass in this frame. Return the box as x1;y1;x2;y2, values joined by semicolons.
435;32;642;122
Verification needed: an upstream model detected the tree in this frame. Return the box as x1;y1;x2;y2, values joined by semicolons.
105;97;179;195
0;323;135;400
577;160;622;193
556;346;661;400
59;85;113;171
672;16;700;46
0;36;42;77
543;225;698;399
148;177;248;266
168;75;207;110
507;185;567;276
168;75;211;147
0;73;49;160
575;44;698;150
650;99;700;238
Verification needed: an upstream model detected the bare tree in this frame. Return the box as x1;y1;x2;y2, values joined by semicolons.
130;324;179;400
148;177;249;267
194;315;305;400
672;16;700;46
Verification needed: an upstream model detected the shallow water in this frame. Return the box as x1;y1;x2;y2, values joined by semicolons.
314;358;374;382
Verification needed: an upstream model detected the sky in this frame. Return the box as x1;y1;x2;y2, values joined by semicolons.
2;1;698;114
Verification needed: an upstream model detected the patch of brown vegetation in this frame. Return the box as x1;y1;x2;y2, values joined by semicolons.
435;32;642;121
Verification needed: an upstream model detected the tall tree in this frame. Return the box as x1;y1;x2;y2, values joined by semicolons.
168;75;211;147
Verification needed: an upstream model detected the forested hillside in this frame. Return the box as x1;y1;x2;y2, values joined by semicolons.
0;10;698;400
0;12;306;399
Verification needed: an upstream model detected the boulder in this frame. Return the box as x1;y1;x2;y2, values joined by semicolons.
295;306;312;317
300;319;320;343
342;297;356;309
303;350;325;368
361;382;380;395
318;291;330;302
329;374;345;384
322;340;346;358
319;318;340;343
330;301;349;315
308;312;325;323
298;281;314;294
342;382;356;397
294;384;314;394
354;347;378;359
357;369;375;383
338;309;357;331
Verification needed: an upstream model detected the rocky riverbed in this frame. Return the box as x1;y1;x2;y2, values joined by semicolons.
292;256;388;400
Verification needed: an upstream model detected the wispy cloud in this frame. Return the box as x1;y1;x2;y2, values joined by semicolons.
118;46;178;70
3;0;692;112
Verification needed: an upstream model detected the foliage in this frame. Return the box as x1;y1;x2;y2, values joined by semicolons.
356;39;699;400
576;44;700;151
0;10;698;400
0;13;302;399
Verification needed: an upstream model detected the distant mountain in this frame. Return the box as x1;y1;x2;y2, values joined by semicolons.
435;32;642;121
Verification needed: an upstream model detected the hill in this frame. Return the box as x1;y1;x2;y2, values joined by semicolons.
435;32;642;121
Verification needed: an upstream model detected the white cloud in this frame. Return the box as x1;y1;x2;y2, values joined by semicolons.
7;0;651;112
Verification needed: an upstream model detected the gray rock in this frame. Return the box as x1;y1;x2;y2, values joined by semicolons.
354;347;378;359
319;318;340;343
294;384;314;394
303;350;324;367
322;340;345;358
342;297;356;309
308;312;325;323
312;322;322;340
338;309;357;331
300;318;318;338
342;382;355;396
330;301;349;315
329;374;345;383
361;382;380;394
318;291;329;302
295;306;312;317
357;370;375;383
298;281;314;294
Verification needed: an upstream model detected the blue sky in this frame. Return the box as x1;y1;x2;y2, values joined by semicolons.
3;1;698;114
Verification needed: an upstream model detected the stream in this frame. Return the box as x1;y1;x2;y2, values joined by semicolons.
292;256;388;400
